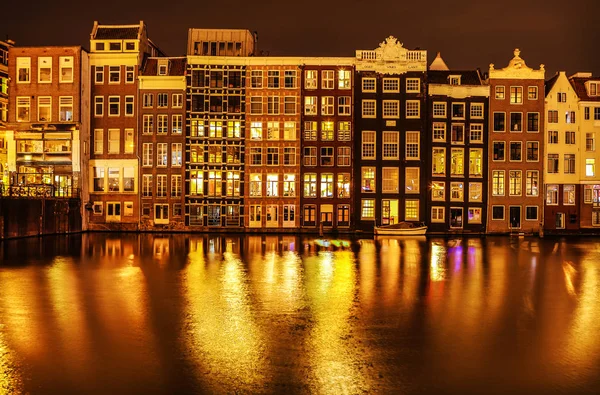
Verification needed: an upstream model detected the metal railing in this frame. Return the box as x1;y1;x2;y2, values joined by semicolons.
0;184;80;199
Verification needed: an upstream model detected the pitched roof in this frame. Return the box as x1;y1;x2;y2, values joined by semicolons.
94;26;140;40
545;73;560;97
428;70;483;86
429;52;449;71
570;76;600;101
141;57;187;76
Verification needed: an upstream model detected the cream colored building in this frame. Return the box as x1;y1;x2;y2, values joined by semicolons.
543;71;580;231
570;73;600;228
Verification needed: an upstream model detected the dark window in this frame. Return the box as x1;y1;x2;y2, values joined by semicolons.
493;113;505;132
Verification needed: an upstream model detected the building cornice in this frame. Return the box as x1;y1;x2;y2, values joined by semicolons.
428;84;490;98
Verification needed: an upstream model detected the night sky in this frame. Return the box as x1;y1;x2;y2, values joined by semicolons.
3;0;599;77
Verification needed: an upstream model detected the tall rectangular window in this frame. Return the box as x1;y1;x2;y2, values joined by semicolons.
469;149;483;176
156;175;167;197
142;115;153;135
322;70;334;89
526;142;539;161
493;112;506;132
338;70;351;89
124;129;134;154
171;175;182;197
305;70;317;89
362;167;375;193
267;96;280;115
17;57;31;83
157;143;168;167
321;96;334;115
93;129;103;154
509;170;522;196
142;175;153;197
37;96;51;121
172;115;182;134
268;70;280;88
492;170;505;196
38;57;52;83
432;148;445;175
94;96;104;117
284;70;297;88
510;86;523;104
125;96;134;116
382;131;399;160
143;143;153;166
58;96;74;122
564;154;576;174
405;168;420;193
362;131;376;159
406;101;420;118
526;171;539;197
108;129;120;154
547;154;559;173
451;148;464;176
284;96;296;115
171;143;182;167
405;132;420;159
382;168;399;193
59;56;73;83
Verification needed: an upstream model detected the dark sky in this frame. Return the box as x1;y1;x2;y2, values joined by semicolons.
3;0;599;77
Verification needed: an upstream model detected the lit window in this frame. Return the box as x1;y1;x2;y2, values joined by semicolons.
405;200;419;221
509;170;522;196
586;159;595;177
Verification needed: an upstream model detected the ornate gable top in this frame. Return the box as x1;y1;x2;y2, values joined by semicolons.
376;36;405;60
489;48;545;80
355;36;427;74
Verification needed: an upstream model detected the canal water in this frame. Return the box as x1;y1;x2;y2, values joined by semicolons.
1;234;599;394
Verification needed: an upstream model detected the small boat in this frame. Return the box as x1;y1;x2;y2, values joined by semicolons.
374;222;428;236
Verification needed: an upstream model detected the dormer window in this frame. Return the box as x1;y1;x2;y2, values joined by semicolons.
158;61;169;76
109;42;121;51
125;42;136;51
95;42;105;51
449;75;461;86
589;82;600;96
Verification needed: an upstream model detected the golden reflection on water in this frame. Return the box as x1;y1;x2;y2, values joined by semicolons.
564;256;600;380
0;271;24;394
184;237;266;392
305;250;368;394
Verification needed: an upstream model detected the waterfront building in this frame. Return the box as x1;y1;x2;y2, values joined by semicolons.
486;49;545;234
300;58;355;231
543;72;580;232
88;21;163;230
353;37;427;231
246;61;301;230
185;29;256;229
570;73;600;229
138;57;187;229
0;39;15;186
5;45;89;198
427;55;490;233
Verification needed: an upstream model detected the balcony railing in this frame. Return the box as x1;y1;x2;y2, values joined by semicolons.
0;184;80;199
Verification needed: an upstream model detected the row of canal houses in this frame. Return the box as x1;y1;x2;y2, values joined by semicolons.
2;22;600;235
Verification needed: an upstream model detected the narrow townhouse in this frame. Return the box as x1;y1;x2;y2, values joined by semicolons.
353;36;427;232
246;60;301;230
138;57;187;229
6;45;89;199
570;73;600;229
427;54;490;233
300;58;355;232
487;49;545;234
0;39;15;187
543;72;580;233
88;21;163;230
185;29;256;229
